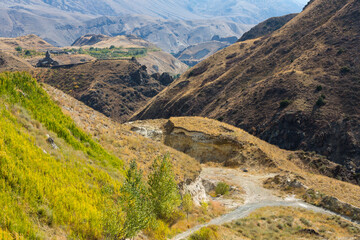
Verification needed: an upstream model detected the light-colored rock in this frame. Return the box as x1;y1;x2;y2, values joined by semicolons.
181;177;209;206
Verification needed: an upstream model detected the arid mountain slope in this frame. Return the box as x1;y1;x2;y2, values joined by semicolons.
238;13;298;42
44;85;200;182
132;0;360;170
0;34;56;52
0;51;33;71
36;59;173;122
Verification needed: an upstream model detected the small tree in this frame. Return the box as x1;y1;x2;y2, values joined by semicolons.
148;155;181;222
15;46;22;52
110;45;116;49
182;192;194;221
120;160;153;239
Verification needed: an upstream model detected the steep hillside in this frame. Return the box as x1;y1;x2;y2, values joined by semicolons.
0;72;124;239
44;85;200;182
238;13;298;42
132;0;360;171
35;59;172;122
0;51;33;71
71;34;188;74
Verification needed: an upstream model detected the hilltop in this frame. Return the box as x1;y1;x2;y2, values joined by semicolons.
131;0;360;171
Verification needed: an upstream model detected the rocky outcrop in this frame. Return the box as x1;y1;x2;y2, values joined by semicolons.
304;189;360;222
128;119;277;168
180;177;209;206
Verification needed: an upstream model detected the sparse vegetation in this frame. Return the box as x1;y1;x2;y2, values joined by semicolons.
189;226;219;240
316;85;323;91
215;182;230;196
182;193;194;221
316;95;326;106
223;207;360;239
280;99;291;108
340;66;351;74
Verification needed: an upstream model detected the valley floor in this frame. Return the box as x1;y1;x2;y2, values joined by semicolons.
172;167;360;240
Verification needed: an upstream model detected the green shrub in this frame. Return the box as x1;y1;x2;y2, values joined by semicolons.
15;46;22;52
316;85;323;91
215;182;230;196
280;99;291;108
316;95;326;106
340;66;351;74
189;226;219;240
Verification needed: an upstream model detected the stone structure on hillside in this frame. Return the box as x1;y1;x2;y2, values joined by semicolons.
36;51;59;67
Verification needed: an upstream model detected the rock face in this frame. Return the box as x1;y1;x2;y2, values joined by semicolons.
304;189;360;222
131;0;360;171
180;177;209;206
36;51;59;68
128;118;277;169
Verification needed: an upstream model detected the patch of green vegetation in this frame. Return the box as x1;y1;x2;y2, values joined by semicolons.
340;66;351;75
189;226;219;240
63;46;157;60
316;94;326;107
215;182;230;196
15;48;45;58
315;85;323;92
280;99;291;108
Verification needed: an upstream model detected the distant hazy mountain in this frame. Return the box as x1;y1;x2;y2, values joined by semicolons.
0;0;307;52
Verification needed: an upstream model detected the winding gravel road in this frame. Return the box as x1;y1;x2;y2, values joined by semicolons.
171;167;356;240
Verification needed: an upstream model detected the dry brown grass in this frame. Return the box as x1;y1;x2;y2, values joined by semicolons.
44;85;200;182
222;206;360;239
170;200;226;237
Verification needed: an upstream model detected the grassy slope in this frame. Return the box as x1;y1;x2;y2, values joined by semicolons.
44;85;201;181
0;72;125;239
221;206;360;239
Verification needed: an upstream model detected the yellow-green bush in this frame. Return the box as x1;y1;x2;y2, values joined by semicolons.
189;226;219;240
